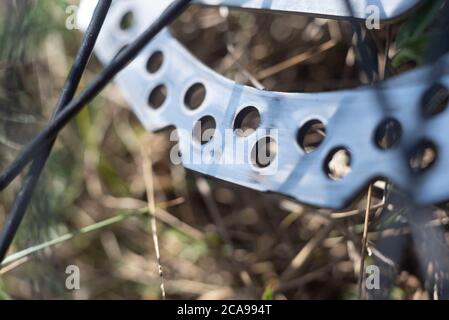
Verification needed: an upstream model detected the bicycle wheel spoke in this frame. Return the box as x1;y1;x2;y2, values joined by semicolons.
0;0;113;262
0;0;193;192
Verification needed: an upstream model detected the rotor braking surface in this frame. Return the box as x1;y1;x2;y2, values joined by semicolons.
78;0;449;209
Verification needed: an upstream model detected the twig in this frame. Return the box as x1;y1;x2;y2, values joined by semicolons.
226;43;265;90
139;137;166;300
281;220;336;280
367;245;396;269
0;209;148;269
358;184;373;299
100;195;204;240
196;176;233;248
103;196;204;241
256;40;337;80
276;265;334;293
0;256;29;274
0;198;190;270
330;201;384;219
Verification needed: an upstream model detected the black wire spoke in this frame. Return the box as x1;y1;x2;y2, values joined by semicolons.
0;0;193;262
0;0;193;192
0;0;113;262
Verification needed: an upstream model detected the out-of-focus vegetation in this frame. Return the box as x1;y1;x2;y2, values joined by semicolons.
0;0;448;299
393;0;446;67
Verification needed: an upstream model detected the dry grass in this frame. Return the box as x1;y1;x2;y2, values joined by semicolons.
0;2;448;300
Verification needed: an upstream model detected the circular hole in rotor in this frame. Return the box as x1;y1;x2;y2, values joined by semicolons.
421;84;449;117
185;83;206;110
374;118;402;150
297;119;326;153
233;106;261;137
251;137;278;168
120;11;135;30
193;115;216;145
146;51;164;74
409;140;437;173
325;147;352;180
148;84;167;109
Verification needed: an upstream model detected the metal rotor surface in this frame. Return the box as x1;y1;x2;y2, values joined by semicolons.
196;0;422;21
78;0;449;209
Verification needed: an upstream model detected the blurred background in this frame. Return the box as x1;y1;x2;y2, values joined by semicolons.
0;0;449;299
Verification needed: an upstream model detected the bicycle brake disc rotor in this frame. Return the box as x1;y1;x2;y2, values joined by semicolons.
78;0;449;209
196;0;421;20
